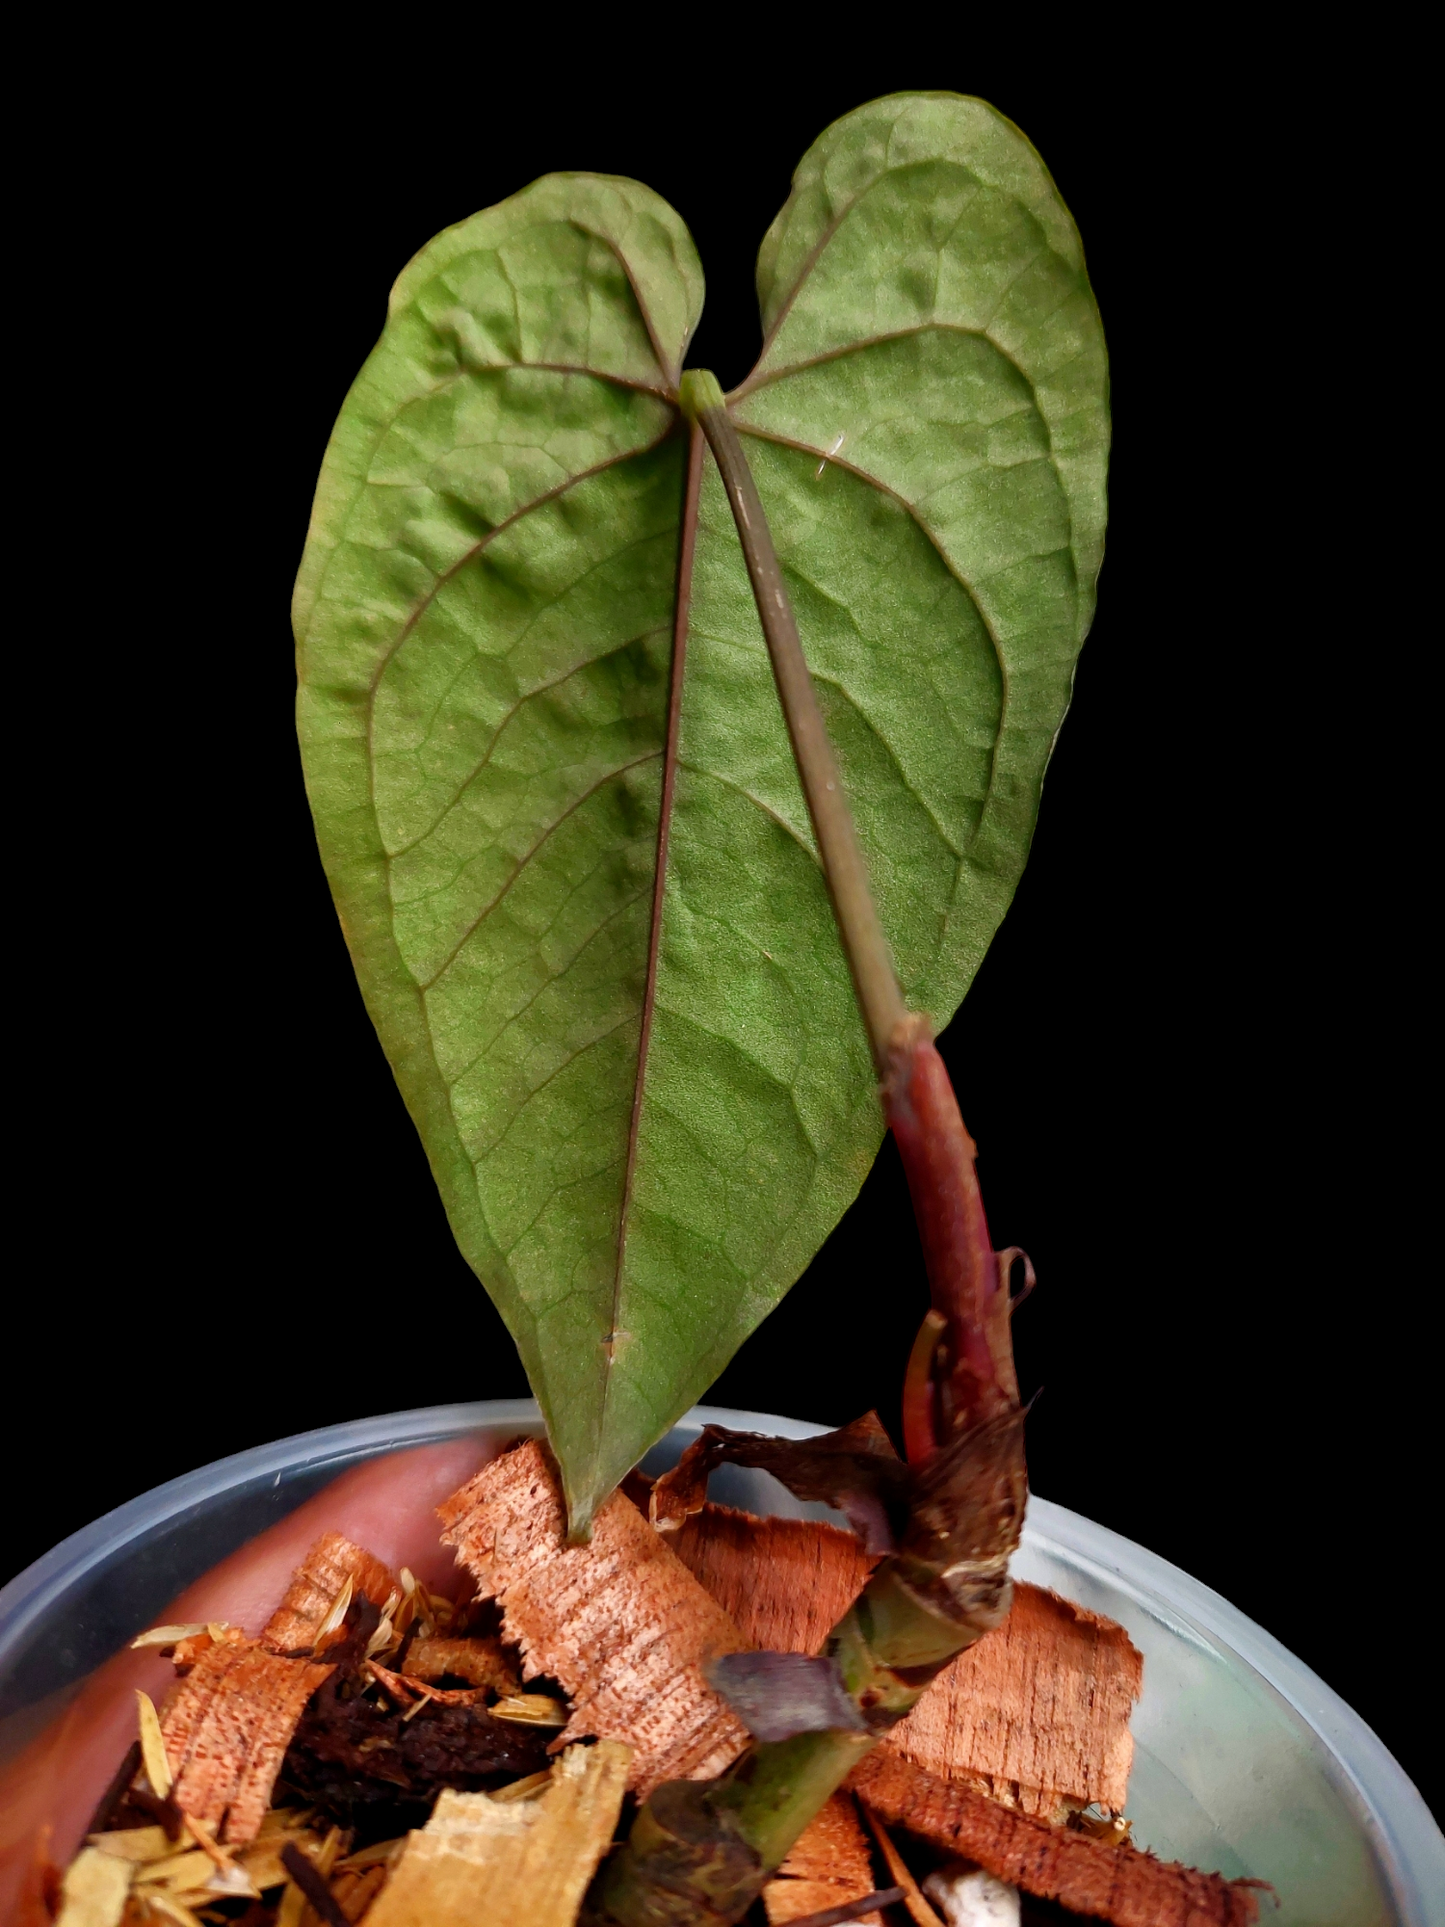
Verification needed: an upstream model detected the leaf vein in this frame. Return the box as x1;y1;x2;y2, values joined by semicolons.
679;761;818;864
734;321;1040;401
387;625;667;858
488;1143;630;1260
418;752;661;990
733;424;1013;862
364;429;674;703
800;666;963;859
442;886;650;1089
567;218;677;389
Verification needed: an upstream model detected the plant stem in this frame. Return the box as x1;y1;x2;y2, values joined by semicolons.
682;372;1018;1454
681;371;907;1076
591;1449;1023;1926
884;1020;1018;1448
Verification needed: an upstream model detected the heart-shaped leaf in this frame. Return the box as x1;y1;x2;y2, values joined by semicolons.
295;95;1108;1533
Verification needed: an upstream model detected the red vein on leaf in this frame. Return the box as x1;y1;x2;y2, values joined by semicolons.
606;423;704;1373
418;753;661;991
731;319;1041;403
396;359;673;400
525;360;673;396
388;624;668;861
733;420;1055;874
753;202;853;363
448;887;651;1092
751;148;927;369
574;220;684;390
364;430;673;701
731;422;1012;661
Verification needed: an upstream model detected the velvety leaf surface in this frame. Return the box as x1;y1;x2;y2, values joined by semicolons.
295;100;1108;1532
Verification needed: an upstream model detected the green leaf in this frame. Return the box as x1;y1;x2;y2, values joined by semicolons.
295;97;1108;1534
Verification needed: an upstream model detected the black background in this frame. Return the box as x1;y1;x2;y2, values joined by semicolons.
12;40;1429;1803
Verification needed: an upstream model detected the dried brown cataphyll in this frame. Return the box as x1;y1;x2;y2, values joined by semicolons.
10;92;1281;1927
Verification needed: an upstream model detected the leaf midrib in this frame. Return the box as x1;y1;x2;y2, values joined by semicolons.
605;428;701;1392
338;226;686;1425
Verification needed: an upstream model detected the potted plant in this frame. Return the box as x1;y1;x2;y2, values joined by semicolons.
1;88;1437;1927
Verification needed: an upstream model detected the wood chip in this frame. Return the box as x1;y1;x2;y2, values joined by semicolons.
135;1895;207;1927
254;1805;314;1837
491;1693;568;1726
886;1582;1142;1817
329;1863;390;1920
403;1635;519;1693
363;1740;631;1927
88;1828;173;1863
132;1848;226;1896
157;1638;334;1844
860;1800;944;1927
765;1886;882;1926
170;1808;238;1876
135;1690;173;1798
311;1575;355;1651
277;1826;343;1927
172;1624;246;1667
488;1769;553;1803
777;1793;876;1888
365;1659;482;1709
129;1624;212;1651
262;1532;398;1656
440;1441;751;1796
848;1749;1261;1927
54;1846;133;1927
774;1893;905;1927
364;1597;402;1661
227;1825;329;1895
671;1507;1251;1927
281;1838;351;1926
670;1503;878;1655
335;1837;407;1874
764;1792;884;1926
673;1507;1139;1820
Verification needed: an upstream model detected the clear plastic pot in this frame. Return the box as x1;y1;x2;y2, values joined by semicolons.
1;1401;1439;1926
